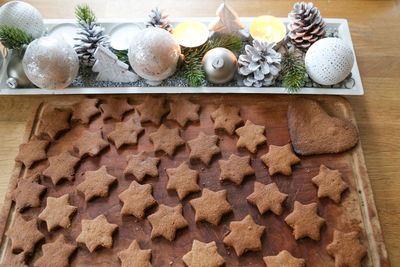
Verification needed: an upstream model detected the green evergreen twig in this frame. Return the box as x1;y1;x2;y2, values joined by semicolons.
0;26;33;49
280;51;307;93
113;49;129;66
75;4;97;27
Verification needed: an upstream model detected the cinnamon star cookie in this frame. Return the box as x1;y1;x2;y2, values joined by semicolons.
15;139;49;169
0;250;28;267
136;96;169;125
34;235;77;267
77;166;117;201
43;151;80;185
76;214;118;252
12;174;46;212
218;154;254;185
261;144;300;176
167;99;200;127
210;104;243;135
100;97;134;121
187;132;220;166
73;129;109;158
71;97;100;124
235;120;267;153
223;215;265;256
107;118;144;149
182;240;225;267
148;204;188;241
166;162;200;200
189;188;232;226
263;250;305;267
118;240;152;267
119;181;157;219
39;194;77;232
37;107;71;140
312;165;348;203
149;124;185;157
124;152;160;182
247;182;288;215
285;201;325;241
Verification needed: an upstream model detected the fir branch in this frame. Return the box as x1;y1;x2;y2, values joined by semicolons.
280;51;307;93
75;4;97;27
113;49;129;66
0;26;33;49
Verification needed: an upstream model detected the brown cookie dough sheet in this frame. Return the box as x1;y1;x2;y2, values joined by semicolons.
0;95;388;266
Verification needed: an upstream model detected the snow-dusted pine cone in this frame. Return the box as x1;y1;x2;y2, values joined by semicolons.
238;40;281;87
288;2;326;50
146;8;173;33
74;20;109;67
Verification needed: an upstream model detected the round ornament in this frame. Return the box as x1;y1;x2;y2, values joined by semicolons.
0;1;45;39
128;27;181;85
202;47;237;84
7;48;32;88
22;36;79;89
305;38;354;85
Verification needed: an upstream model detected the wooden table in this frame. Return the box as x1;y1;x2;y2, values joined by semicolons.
0;0;398;265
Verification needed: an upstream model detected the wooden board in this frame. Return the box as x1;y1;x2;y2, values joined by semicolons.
0;95;389;266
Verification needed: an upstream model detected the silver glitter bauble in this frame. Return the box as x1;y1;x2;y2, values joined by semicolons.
128;27;181;85
202;47;238;84
6;48;33;88
22;36;79;89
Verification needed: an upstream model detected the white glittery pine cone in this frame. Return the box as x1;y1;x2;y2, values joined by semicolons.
74;20;109;67
146;8;173;33
238;40;281;87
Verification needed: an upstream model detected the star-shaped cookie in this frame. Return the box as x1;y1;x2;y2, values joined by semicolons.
107;118;144;149
167;99;200;127
148;204;188;241
285;201;325;241
263;250;305;267
99;97;134;121
223;215;265;256
118;240;152;267
12;174;46;212
43;151;80;185
247;182;288;215
326;230;367;267
166;162;200;200
149;124;185;157
119;181;157;219
37;107;70;140
210;104;243;135
34;235;77;267
182;240;225;267
312;165;349;203
124;152;160;182
77;166;117;201
218;154;254;185
0;250;28;267
6;214;44;255
71;97;100;124
189;188;232;225
39;194;77;231
15;139;49;169
261;144;300;176
73;129;109;158
76;214;118;252
187;132;220;165
235;120;267;153
136;96;169;125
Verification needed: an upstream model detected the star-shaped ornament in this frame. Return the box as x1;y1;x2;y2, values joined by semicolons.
107;118;144;149
118;240;152;267
77;166;117;201
235;120;267;153
187;132;221;165
218;154;254;185
39;194;77;231
247;182;288;215
166;162;200;200
149;124;185;157
124;152;160;182
261;144;300;176
312;165;348;203
43;151;80;185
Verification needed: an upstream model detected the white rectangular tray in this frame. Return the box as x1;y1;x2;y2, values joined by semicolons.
0;17;364;95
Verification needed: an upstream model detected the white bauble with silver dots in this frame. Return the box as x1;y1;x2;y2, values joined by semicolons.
305;37;354;86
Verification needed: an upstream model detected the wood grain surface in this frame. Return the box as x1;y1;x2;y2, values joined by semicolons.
0;0;399;265
0;95;388;266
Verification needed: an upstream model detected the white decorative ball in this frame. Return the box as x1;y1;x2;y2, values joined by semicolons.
22;36;79;89
128;27;181;85
0;1;45;39
305;38;354;85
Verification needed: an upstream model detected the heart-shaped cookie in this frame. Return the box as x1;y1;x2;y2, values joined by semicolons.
287;98;358;155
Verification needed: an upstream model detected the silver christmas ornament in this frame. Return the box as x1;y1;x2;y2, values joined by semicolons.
22;36;79;89
202;47;237;84
6;48;33;88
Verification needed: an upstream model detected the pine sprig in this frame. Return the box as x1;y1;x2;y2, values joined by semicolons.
75;4;97;27
113;49;129;66
280;51;307;93
181;35;242;87
0;26;33;49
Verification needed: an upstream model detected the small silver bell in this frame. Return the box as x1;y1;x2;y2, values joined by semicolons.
202;47;238;84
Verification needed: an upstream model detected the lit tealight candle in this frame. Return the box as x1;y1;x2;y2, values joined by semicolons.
172;21;209;47
249;16;286;43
